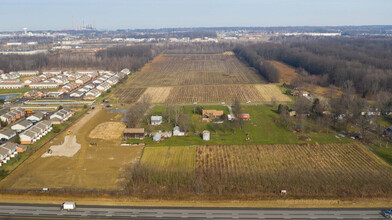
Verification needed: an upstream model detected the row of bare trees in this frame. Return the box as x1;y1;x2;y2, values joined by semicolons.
233;45;280;83
244;38;392;97
0;45;161;73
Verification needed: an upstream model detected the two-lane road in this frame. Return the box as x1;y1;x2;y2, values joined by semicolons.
0;203;387;219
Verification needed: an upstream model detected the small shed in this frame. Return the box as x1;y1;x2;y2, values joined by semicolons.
237;113;250;120
153;133;161;142
202;130;210;141
173;126;185;136
124;128;145;139
151;116;163;125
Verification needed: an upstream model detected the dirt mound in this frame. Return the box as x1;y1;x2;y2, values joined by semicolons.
89;122;126;140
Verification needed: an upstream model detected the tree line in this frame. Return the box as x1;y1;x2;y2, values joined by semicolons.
233;45;280;83
0;45;161;73
242;38;392;97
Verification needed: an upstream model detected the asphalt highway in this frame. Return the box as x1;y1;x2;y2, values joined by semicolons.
0;203;387;219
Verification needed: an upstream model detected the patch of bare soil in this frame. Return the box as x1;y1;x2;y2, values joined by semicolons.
88;122;126;140
42;135;81;158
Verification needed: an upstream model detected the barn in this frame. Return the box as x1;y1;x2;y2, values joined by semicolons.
124;128;145;139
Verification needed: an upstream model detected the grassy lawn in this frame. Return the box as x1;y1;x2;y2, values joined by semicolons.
0;87;31;95
372;144;392;165
277;84;296;102
376;118;392;128
132;105;348;146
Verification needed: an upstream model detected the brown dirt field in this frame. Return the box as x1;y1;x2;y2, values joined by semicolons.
113;88;147;103
254;84;292;102
269;60;299;84
139;87;173;103
89;122;126;141
195;144;392;197
166;84;290;103
0;108;143;190
126;54;267;87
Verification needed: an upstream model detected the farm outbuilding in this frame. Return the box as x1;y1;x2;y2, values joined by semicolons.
151;116;163;125
124;128;145;139
237;113;250;120
202;110;224;119
203;130;210;141
173;126;185;136
153;133;161;142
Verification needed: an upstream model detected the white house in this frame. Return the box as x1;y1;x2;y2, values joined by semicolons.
151;116;163;125
49;108;74;123
26;112;44;123
35;121;52;135
43;70;61;75
107;76;119;85
120;68;131;75
173;126;185;136
84;89;101;100
18;70;39;76
75;75;91;85
84;84;95;90
20;130;37;144
11;120;33;133
0;129;16;141
0;142;18;158
70;90;85;98
0;83;24;89
29;81;59;89
0;147;9;163
96;82;111;92
0;113;13;124
92;78;104;85
77;70;96;75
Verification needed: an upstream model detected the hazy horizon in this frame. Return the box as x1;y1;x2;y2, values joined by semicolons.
0;0;391;31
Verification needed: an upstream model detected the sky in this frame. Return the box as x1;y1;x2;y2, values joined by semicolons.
0;0;391;31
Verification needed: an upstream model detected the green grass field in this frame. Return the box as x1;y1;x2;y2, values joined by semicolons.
135;105;349;146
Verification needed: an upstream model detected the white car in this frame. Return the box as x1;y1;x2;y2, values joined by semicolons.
61;202;76;210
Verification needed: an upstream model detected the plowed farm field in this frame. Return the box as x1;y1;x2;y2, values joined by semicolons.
128;54;267;87
165;84;290;103
113;88;146;103
138;87;173;103
196;144;392;196
133;143;392;197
